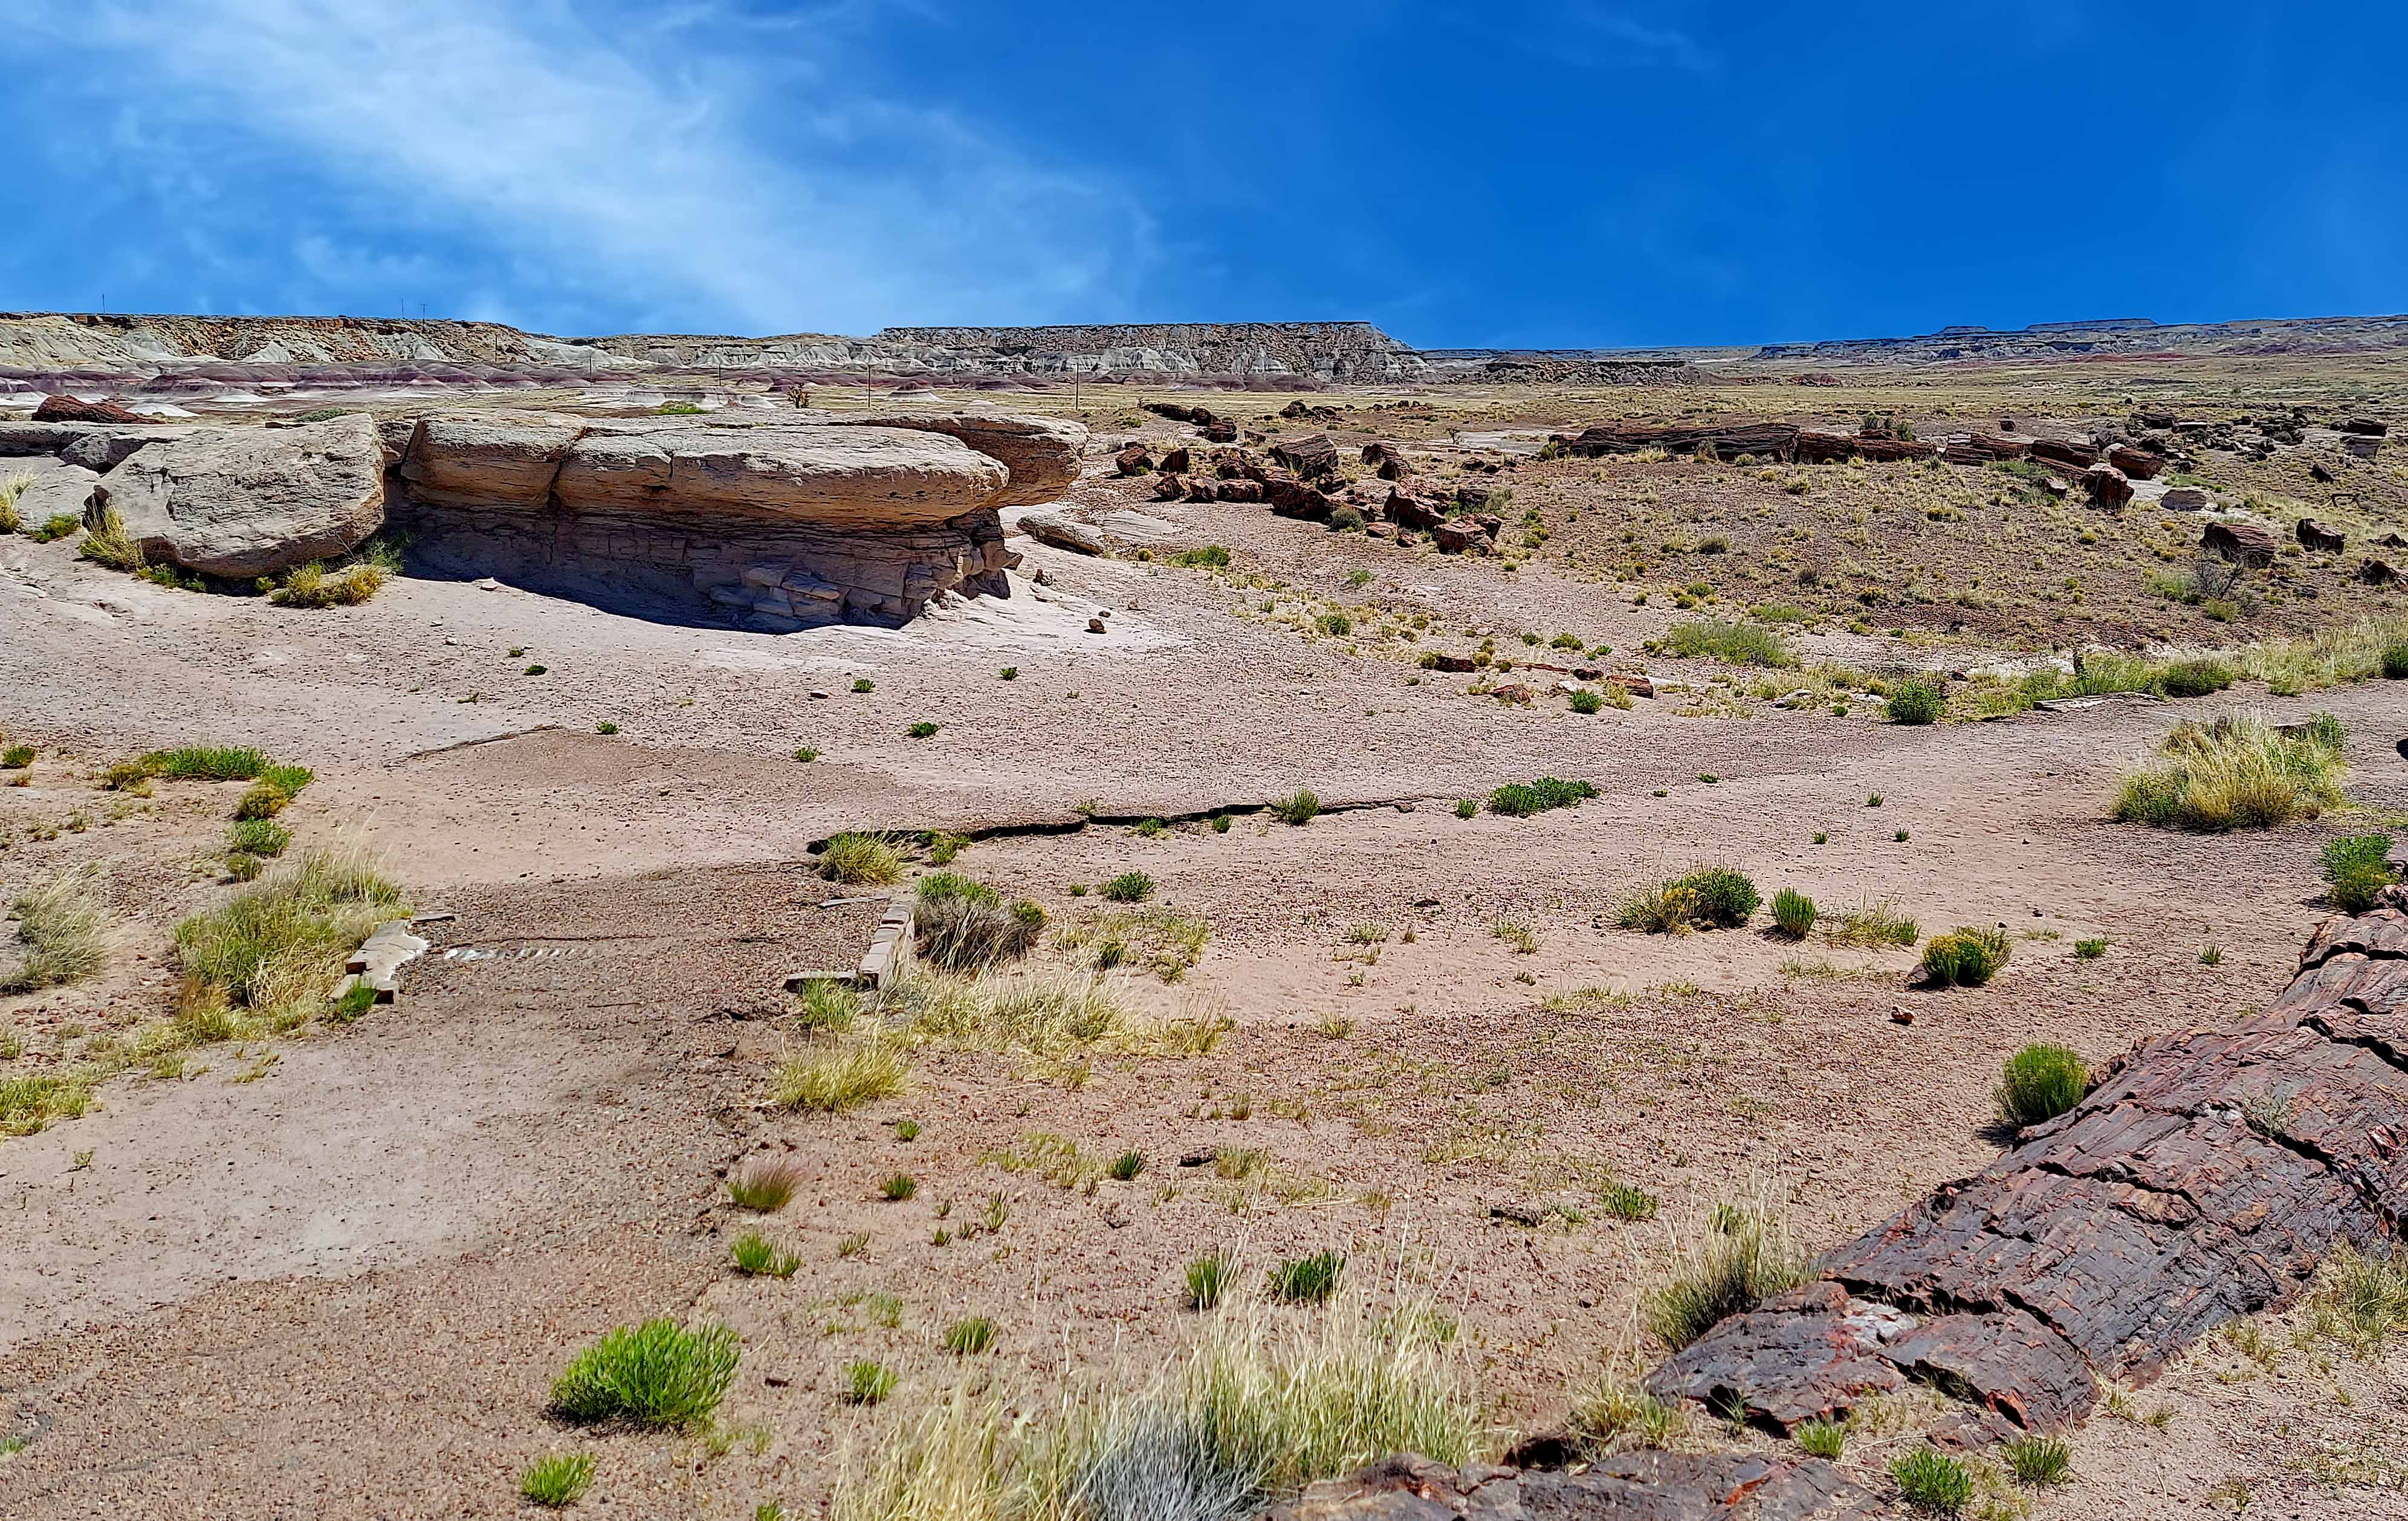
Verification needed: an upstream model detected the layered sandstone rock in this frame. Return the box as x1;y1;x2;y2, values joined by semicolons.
92;415;387;578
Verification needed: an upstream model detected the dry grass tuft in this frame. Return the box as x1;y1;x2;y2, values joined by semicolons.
2;870;110;993
172;844;404;1030
2111;711;2347;831
1642;1193;1809;1349
772;1040;908;1112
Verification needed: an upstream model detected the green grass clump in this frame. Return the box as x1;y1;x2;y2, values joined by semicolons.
31;512;79;542
141;744;273;780
1798;1419;1845;1460
1107;1149;1145;1181
1568;688;1604;714
1596;1182;1659;1221
772;1044;908;1112
0;472;28;534
1920;926;2012;988
906;721;939;738
551;1319;740;1428
1100;871;1156;903
2;871;109;994
2322;833;2398;912
1486;777;1598;817
2074;937;2107;958
1170;544;1231;569
1570;1383;1688;1454
843;1360;899;1404
1830;899;1919;948
1885;679;1944;725
1;1073;94;1137
879;1172;918;1201
1891;1448;1973;1514
726;1156;804;1211
1997;1043;2088;1128
520;1451;596;1508
820;832;904;885
2158;657;2234;698
1269;1250;1345;1303
942;1316;997;1355
912;880;1044;970
1617;867;1758;934
1642;1196;1807;1349
2003;1433;2072;1486
78;506;145;571
1770;888;1816;938
173;847;403;1025
1186;1253;1234;1309
2308;1244;2408;1356
0;744;31;769
2384;641;2408;680
2111;712;2348;832
1650;618;1797;668
731;1232;801;1277
227;818;291;857
1275;789;1321;826
271;560;386;607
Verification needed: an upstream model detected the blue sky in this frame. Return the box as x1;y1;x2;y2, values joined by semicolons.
4;2;2403;348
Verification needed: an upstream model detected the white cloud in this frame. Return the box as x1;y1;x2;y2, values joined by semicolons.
1557;5;1718;73
11;0;1153;334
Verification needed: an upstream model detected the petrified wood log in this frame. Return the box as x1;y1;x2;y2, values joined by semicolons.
1648;889;2408;1439
1558;422;1801;462
1796;430;1937;463
2203;519;2278;565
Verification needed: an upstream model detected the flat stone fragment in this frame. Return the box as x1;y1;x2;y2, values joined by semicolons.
342;920;430;1003
92;415;386;577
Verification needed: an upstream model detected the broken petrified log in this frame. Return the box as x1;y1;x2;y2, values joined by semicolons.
2297;517;2346;552
1558;422;1801;462
2029;437;2100;473
2203;518;2278;565
33;393;155;425
1113;443;1152;476
1018;511;1108;557
1270;432;1341;480
1796;430;1937;463
1941;432;2031;466
2106;443;2164;479
1646;888;2408;1441
2082;462;2133;509
1261;1451;1874;1521
1383;485;1446;532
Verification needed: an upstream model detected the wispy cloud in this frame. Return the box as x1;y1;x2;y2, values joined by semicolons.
1556;4;1718;73
4;0;1153;334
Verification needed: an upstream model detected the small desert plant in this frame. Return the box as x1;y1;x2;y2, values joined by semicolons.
1186;1253;1235;1309
1596;1182;1660;1221
551;1319;740;1428
1798;1419;1845;1460
794;747;819;763
78;506;144;571
1626;867;1759;931
942;1316;997;1355
730;1232;801;1277
271;560;386;607
842;1360;898;1404
1642;1195;1807;1349
31;512;80;542
2111;711;2348;832
1617;879;1700;935
1568;688;1604;714
227;818;291;857
1996;1043;2088;1127
794;978;861;1033
0;745;31;769
852;677;875;693
1770;888;1816;938
1;1074;93;1137
520;1452;597;1508
173;847;404;1026
2074;937;2107;958
0;472;28;534
140;744;274;781
2385;641;2408;680
1830;898;1919;948
879;1172;918;1201
906;721;939;738
2;871;109;993
1170;544;1231;569
1107;1149;1146;1181
1274;789;1321;826
1454;798;1477;819
1101;871;1156;903
772;1043;908;1112
1650;618;1798;668
821;832;904;885
1571;1382;1688;1453
1269;1250;1345;1303
1920;926;2012;988
2308;1243;2408;1356
2002;1433;2072;1486
2322;832;2398;912
1486;777;1598;817
1885;679;1945;725
1891;1448;1973;1514
2201;943;2224;965
912;882;1045;970
726;1156;805;1211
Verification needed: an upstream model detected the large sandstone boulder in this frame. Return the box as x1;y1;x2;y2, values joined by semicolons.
8;459;100;525
846;409;1084;506
398;412;586;507
92;415;386;578
0;421;193;472
552;425;1005;526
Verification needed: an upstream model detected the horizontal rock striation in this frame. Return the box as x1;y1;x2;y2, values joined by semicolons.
1648;886;2408;1441
389;408;1083;628
1264;1451;1872;1520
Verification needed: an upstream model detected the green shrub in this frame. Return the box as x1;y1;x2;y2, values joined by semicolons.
772;1044;908;1112
1596;1182;1659;1221
1683;868;1759;928
1568;688;1604;715
1269;1250;1345;1303
1770;889;1816;938
141;744;274;781
32;512;79;542
1921;926;2012;988
1649;618;1797;668
2111;712;2348;832
1997;1043;2088;1127
79;506;144;572
843;1360;898;1404
1275;789;1321;826
2383;641;2408;680
1617;879;1700;935
271;560;386;607
1891;1448;1973;1514
0;745;31;769
1101;871;1156;903
2322;833;2398;912
879;1172;918;1201
1454;798;1477;819
821;832;903;885
551;1320;740;1428
905;721;939;738
1487;777;1598;817
1170;544;1231;569
2158;657;2234;698
520;1452;597;1508
227;819;291;857
2003;1433;2072;1486
1886;679;1944;725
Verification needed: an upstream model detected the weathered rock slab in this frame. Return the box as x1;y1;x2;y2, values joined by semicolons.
92;415;386;578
